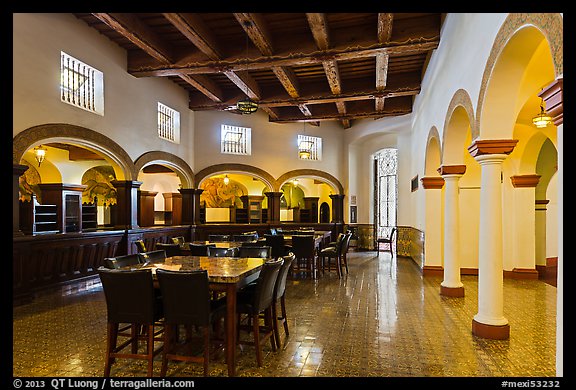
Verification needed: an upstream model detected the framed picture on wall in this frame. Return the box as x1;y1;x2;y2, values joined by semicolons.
350;205;357;223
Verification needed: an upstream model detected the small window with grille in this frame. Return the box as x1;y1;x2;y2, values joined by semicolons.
298;134;322;161
60;51;104;115
158;102;180;143
221;124;251;155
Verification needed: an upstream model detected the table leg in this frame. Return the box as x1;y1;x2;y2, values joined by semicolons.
225;284;237;376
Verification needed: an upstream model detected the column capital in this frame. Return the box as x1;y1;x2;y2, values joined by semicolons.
420;176;445;189
539;77;563;126
437;164;466;176
467;139;518;158
510;174;541;188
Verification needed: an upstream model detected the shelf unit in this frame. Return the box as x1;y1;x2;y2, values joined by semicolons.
19;194;59;234
82;197;98;231
38;183;87;233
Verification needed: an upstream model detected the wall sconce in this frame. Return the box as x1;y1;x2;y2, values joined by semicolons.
223;175;230;185
532;97;553;128
33;145;47;167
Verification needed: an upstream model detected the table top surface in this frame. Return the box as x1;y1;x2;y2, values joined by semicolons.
127;255;265;284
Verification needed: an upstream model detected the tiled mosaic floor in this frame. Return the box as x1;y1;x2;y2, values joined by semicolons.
12;251;557;378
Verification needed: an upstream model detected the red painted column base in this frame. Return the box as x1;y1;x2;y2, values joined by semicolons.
472;319;510;339
440;285;465;297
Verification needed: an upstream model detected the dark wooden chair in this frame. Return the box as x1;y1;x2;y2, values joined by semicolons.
238;246;272;259
272;253;295;348
138;250;167;264
170;236;186;247
156;269;226;377
155;243;182;257
208;234;230;242
264;234;291;259
103;254;142;269
187;243;215;256
135;239;147;253
290;235;317;278
98;268;164;377
318;232;350;278
234;258;283;367
207;246;239;258
376;227;396;255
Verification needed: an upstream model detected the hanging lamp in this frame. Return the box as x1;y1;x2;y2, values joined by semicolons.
236;22;258;114
33;145;47;167
532;97;553;128
298;121;313;159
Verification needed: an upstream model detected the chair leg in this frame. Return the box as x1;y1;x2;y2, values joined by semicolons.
203;326;210;376
252;314;263;367
104;322;118;377
160;324;171;377
281;296;289;337
146;324;155;377
272;301;281;349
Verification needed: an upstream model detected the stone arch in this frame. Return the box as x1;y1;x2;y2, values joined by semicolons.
475;13;563;140
442;89;475;165
276;169;343;195
13;123;134;180
194;163;276;191
424;126;442;176
134;151;195;188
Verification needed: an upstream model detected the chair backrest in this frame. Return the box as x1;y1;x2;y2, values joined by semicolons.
390;227;396;240
103;253;142;269
274;253;295;300
138;250;166;264
232;234;258;242
208;234;230;242
207;246;238;257
187;243;215;256
264;234;286;258
156;269;211;327
250;258;283;313
98;268;159;324
171;236;186;246
238;246;272;259
291;235;316;258
155;243;182;257
340;232;352;255
135;239;147;253
269;227;277;236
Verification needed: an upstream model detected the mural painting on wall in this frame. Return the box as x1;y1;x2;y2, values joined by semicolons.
81;166;117;205
200;177;247;208
19;161;42;203
280;183;304;209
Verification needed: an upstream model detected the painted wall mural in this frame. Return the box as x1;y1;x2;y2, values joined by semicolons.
18;161;41;202
200;177;247;208
81;166;117;205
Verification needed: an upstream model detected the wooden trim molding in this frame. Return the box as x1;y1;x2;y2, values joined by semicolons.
504;268;539;280
422;265;443;276
437;164;466;176
467;139;518;157
420;177;444;189
440;285;465;297
539;78;563;126
510;174;541;188
472;319;510;340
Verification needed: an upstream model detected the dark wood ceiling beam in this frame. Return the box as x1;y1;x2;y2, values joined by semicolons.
92;13;173;64
269;108;412;123
179;74;224;102
235;13;318;125
189;86;421;110
128;40;440;77
306;13;347;128
224;70;260;100
162;13;222;60
377;13;394;43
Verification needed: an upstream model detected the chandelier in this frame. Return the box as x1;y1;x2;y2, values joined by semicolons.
237;21;258;115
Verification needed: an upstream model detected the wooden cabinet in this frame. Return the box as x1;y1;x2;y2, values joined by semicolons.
243;195;264;224
19;194;59;234
38;183;86;233
138;190;157;227
162;192;182;225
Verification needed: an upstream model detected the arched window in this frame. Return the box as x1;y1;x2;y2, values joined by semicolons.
374;148;397;239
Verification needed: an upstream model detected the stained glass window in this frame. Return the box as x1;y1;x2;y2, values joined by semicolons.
374;148;397;239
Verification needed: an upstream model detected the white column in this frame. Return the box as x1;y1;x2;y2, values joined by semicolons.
440;174;464;296
472;153;509;337
421;177;444;275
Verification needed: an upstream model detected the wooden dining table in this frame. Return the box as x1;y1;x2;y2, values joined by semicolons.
131;255;265;377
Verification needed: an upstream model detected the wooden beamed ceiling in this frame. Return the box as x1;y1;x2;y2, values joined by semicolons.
74;13;442;129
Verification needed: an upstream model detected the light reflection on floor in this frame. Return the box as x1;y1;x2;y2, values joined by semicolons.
12;251;557;377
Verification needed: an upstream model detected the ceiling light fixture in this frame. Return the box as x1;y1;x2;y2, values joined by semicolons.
237;22;258;115
532;97;553;128
33;145;47;167
298;121;312;159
